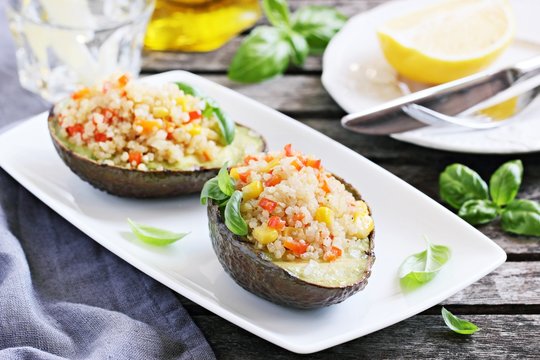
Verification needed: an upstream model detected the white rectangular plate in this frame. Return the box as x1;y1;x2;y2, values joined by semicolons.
0;71;506;354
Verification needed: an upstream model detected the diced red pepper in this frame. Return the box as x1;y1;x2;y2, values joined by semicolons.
323;246;342;262
238;170;251;183
284;143;293;157
306;158;321;169
94;132;108;142
284;239;309;256
188;110;202;122
128;151;142;166
66;124;84;137
258;197;277;212
264;174;282;187
267;216;285;230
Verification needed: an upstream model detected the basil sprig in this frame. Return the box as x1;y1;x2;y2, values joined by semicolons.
439;160;540;236
127;218;189;246
441;307;480;335
228;0;347;83
399;238;451;290
200;164;248;235
175;82;235;145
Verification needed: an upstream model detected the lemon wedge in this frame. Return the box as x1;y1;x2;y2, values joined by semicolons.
377;0;515;84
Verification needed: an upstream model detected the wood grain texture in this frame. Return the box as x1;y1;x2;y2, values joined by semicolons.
191;314;540;359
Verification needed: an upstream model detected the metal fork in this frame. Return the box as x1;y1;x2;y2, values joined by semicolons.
341;56;540;135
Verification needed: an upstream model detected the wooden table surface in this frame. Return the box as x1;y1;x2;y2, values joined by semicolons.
142;1;539;358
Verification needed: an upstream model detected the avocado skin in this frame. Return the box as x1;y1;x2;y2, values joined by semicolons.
207;177;375;309
48;110;266;198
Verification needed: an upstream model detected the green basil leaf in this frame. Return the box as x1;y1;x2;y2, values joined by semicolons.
489;160;523;206
501;199;540;236
441;307;480;335
291;5;347;54
439;164;489;210
218;163;235;196
127;218;189;246
224;190;248;235
200;178;230;205
262;0;290;28
458;199;498;225
286;31;309;66
212;107;236;145
399;239;451;290
175;82;201;97
228;26;291;83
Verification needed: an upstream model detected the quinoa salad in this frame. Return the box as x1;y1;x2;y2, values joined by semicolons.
52;74;239;171
232;145;374;263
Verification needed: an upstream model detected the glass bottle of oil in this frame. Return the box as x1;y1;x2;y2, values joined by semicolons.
144;0;261;52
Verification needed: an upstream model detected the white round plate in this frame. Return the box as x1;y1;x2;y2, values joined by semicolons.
322;0;540;154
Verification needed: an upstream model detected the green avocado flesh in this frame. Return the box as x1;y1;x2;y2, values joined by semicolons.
55;124;264;171
272;240;371;288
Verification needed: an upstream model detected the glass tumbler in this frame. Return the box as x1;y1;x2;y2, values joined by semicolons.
6;0;155;102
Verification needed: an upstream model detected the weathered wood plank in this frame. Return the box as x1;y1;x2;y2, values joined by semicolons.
142;1;386;73
190;314;539;359
176;261;540;317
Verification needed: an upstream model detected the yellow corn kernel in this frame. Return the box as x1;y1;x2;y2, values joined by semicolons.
315;206;334;228
242;181;263;200
152;106;169;118
262;159;280;172
188;124;202;136
230;167;240;180
355;214;374;239
252;225;279;245
176;97;188;111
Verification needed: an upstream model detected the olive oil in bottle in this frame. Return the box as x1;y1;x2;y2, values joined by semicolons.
144;0;261;52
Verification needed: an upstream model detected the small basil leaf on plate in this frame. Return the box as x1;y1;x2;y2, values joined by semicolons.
175;82;201;97
399;239;451;290
441;307;480;335
262;0;290;28
200;178;230;205
228;26;291;83
225;190;248;236
291;5;347;54
127;218;189;246
285;31;309;66
489;159;523;206
458;199;498;225
439;164;489;210
501;199;540;236
217;163;235;196
213;107;236;145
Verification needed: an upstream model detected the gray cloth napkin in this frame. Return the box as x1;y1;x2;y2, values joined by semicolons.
0;7;215;360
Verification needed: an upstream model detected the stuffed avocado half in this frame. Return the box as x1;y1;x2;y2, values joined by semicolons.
203;145;375;309
48;75;265;197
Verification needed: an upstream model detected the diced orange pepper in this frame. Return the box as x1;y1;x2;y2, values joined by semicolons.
323;246;342;262
284;239;309;256
292;213;305;222
321;179;331;193
71;88;90;100
188;110;202;122
291;158;304;171
244;155;258;165
128;151;142;166
267;216;285;230
264;174;282;187
118;74;129;87
238;170;251;183
306;158;321;169
202;150;213;161
136;119;161;134
264;154;274;162
258;198;277;212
